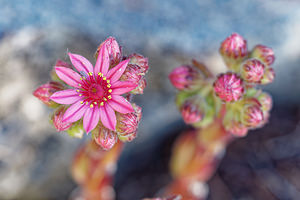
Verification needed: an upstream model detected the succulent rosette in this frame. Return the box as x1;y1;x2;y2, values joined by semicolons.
34;37;149;150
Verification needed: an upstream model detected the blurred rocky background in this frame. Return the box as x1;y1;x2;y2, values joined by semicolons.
0;0;300;199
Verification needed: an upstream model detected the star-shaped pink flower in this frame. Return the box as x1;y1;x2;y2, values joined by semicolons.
50;44;137;133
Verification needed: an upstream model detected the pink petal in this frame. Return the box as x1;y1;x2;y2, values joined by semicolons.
68;53;94;74
100;104;116;131
63;101;87;123
108;95;134;114
107;59;130;83
50;89;81;104
55;67;82;88
111;81;137;95
94;44;110;75
83;106;100;133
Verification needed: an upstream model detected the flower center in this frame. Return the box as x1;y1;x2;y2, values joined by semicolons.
88;84;105;100
77;72;113;108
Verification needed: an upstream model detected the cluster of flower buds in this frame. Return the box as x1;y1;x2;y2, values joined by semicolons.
169;33;275;137
71;140;123;200
34;37;149;150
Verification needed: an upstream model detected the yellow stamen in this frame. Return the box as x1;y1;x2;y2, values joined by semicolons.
76;89;80;92
80;77;83;80
107;80;110;83
90;104;94;108
100;102;104;106
108;95;112;99
79;94;82;96
78;84;81;87
103;77;106;80
107;84;111;88
108;89;112;93
98;72;103;77
80;101;84;104
103;97;107;101
86;102;88;105
89;72;93;76
94;102;97;105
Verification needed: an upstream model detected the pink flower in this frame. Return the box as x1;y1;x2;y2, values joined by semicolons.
241;59;265;83
213;72;244;102
251;45;275;66
50;44;137;133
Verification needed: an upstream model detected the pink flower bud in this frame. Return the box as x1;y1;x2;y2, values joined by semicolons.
251;45;275;66
258;92;272;111
213;72;244;102
219;33;248;68
260;67;275;85
93;127;118;150
117;112;138;135
169;65;201;91
241;59;265;83
118;130;137;142
128;53;149;73
33;81;64;106
95;37;121;66
241;105;264;128
52;106;72;131
121;64;143;84
180;98;204;124
131;77;147;94
132;103;142;122
225;121;248;137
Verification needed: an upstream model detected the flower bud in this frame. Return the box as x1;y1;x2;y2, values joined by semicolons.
251;45;275;66
132;103;142;122
116;112;138;135
95;37;121;66
260;67;275;85
225;121;248;137
52;106;72;131
169;65;201;91
257;92;272;111
131;77;147;94
213;72;244;102
219;33;248;68
118;130;137;142
33;81;64;107
241;59;265;83
93;127;118;150
121;64;142;84
128;53;149;73
180;97;205;124
241;105;264;128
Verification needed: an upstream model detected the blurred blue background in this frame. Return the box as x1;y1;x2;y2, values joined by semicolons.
0;0;300;199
